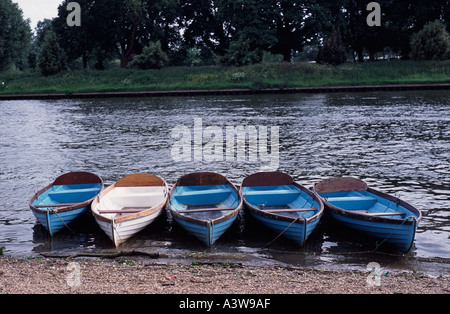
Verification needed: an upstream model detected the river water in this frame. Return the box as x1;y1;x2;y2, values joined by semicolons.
0;91;449;275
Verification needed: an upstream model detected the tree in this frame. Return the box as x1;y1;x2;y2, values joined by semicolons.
37;30;67;76
53;0;95;69
179;0;220;51
410;20;450;60
316;28;347;65
0;0;32;70
216;0;277;63
90;0;147;68
269;0;320;62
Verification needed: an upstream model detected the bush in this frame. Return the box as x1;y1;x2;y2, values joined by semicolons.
316;28;347;66
129;41;169;69
37;30;67;76
221;39;262;66
410;20;450;61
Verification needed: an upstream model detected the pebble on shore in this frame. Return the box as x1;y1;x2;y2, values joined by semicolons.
0;257;448;294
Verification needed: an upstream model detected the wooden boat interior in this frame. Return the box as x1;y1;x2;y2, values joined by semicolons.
94;174;168;218
242;184;320;219
171;184;239;217
320;190;412;218
35;183;102;208
96;186;166;218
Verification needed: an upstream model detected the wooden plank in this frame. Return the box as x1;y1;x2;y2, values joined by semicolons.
176;188;230;197
264;208;317;213
115;173;165;187
34;203;79;208
244;189;300;196
351;210;406;216
177;207;236;213
367;211;406;217
98;207;150;214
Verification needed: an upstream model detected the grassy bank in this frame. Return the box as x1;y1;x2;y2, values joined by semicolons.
1;60;450;95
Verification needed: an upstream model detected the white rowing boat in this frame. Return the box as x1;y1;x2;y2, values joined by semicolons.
91;173;168;247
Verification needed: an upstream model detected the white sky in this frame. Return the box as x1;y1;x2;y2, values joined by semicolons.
13;0;63;31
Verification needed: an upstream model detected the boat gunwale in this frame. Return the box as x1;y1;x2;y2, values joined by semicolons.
29;172;104;214
240;172;324;224
168;172;243;226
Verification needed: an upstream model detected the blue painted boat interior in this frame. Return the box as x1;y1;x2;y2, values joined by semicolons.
319;190;417;218
33;183;103;208
242;184;320;219
171;184;239;219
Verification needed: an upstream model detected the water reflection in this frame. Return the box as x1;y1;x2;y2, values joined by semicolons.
0;91;448;274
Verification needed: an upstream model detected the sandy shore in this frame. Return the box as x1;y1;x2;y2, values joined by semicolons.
0;256;448;294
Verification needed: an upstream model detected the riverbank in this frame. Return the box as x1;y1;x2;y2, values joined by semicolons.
1;61;450;99
0;256;448;294
1;83;450;101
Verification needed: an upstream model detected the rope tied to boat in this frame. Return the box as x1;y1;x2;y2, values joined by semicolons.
373;215;417;252
265;216;305;249
51;209;76;234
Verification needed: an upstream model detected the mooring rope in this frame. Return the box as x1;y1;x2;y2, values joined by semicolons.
373;216;416;252
51;209;76;234
265;216;303;248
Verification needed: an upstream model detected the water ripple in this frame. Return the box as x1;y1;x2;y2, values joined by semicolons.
0;91;449;267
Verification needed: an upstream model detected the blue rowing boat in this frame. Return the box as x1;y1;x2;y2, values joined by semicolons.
30;172;103;236
314;177;422;253
241;172;324;246
168;172;243;247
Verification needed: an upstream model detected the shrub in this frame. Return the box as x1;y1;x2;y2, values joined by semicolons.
410;20;450;61
221;39;262;66
129;41;169;69
37;30;67;76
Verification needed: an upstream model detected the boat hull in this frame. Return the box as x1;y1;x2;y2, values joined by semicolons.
32;205;90;236
95;209;163;247
247;210;320;246
172;213;238;247
326;208;417;253
30;172;103;236
169;172;243;247
91;173;168;247
241;172;324;246
314;177;422;253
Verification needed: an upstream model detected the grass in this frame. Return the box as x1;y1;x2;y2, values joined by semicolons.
1;60;450;95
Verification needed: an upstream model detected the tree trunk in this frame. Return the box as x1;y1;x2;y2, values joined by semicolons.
357;48;364;63
120;54;129;68
282;49;291;62
82;51;87;69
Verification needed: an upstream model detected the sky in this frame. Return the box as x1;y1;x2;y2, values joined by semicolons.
13;0;63;31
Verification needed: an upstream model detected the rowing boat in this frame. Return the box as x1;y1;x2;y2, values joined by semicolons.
240;172;324;246
91;173;168;247
314;177;422;253
168;172;243;247
29;172;103;236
